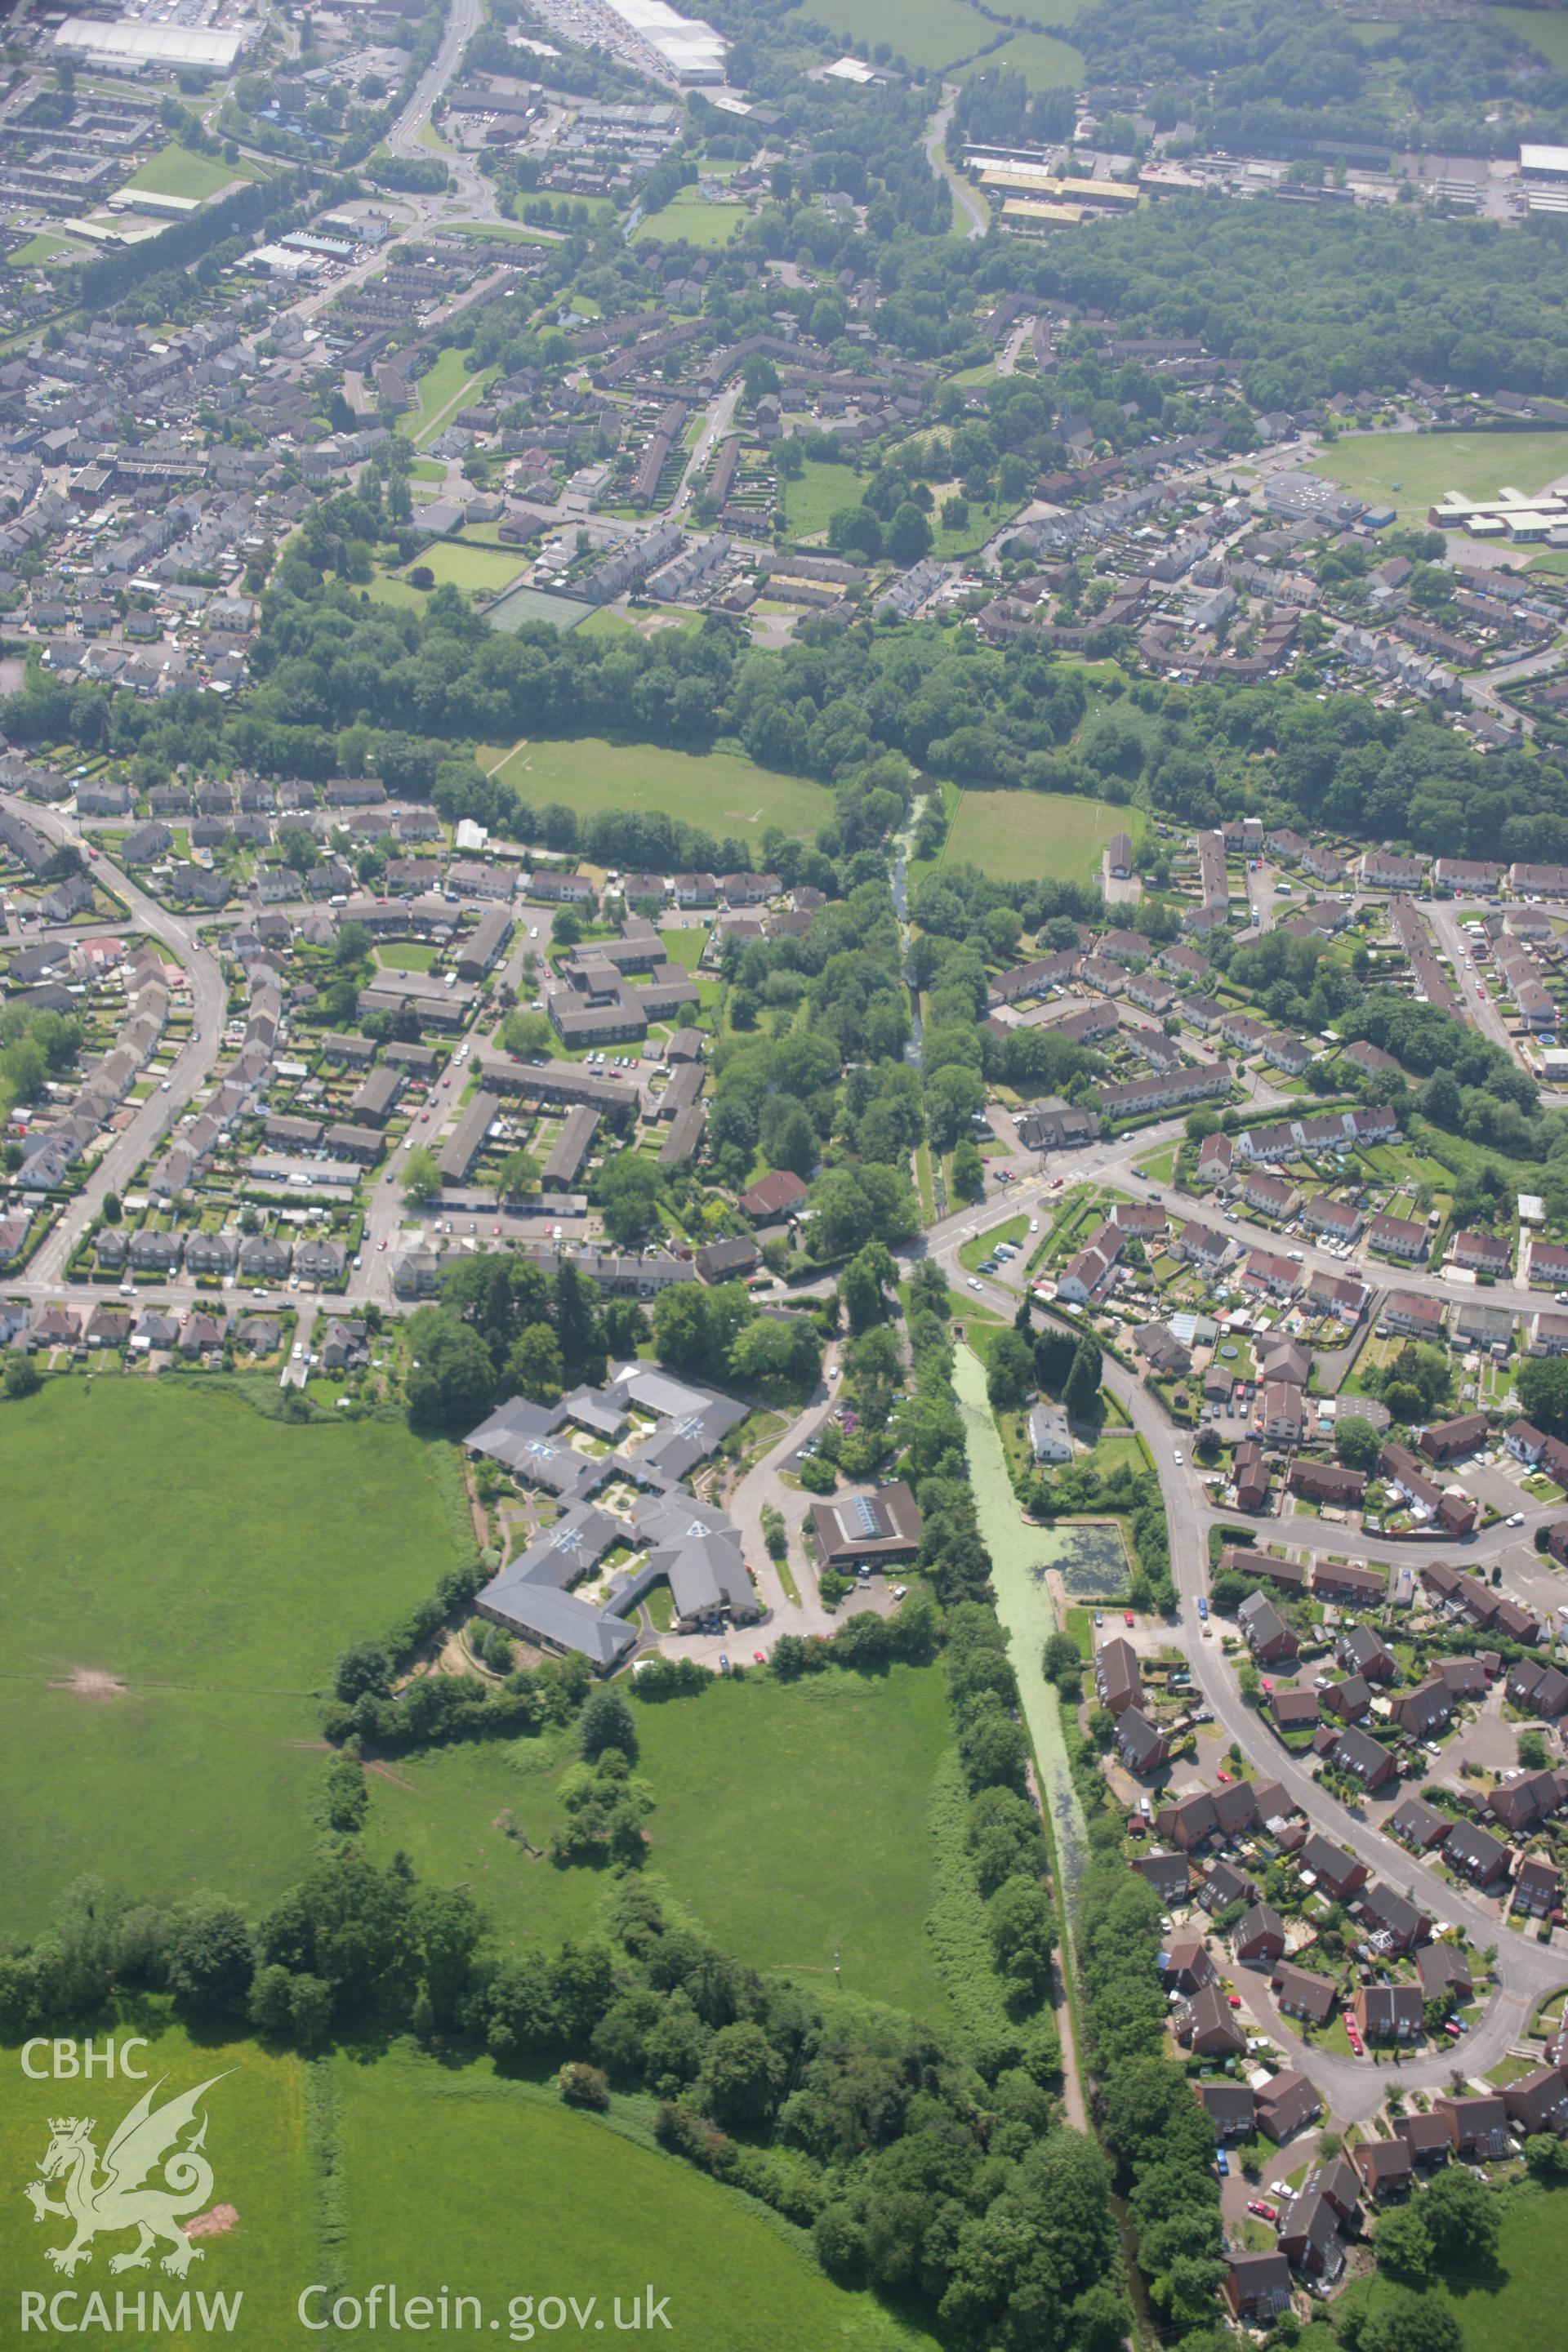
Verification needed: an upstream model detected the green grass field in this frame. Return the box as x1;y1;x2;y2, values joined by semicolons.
365;1667;957;2022
635;198;745;247
786;0;988;69
363;1734;607;1953
1341;2183;1566;2352
633;1666;955;2021
122;144;256;202
491;737;831;838
955;24;1083;86
0;1380;470;1934
782;457;859;542
336;2051;933;2352
1489;4;1568;68
449;217;559;246
1312;430;1568;519
7;232;83;267
936;787;1146;886
403;541;528;596
374;941;439;971
2;2021;311;2343
399;348;496;448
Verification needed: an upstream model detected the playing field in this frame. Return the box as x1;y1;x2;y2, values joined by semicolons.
2;2021;312;2346
491;736;831;837
635;198;745;247
786;0;988;69
1311;430;1568;518
936;786;1146;886
122;144;255;202
402;541;528;596
0;1379;470;1933
1339;2181;1566;2352
336;2051;935;2352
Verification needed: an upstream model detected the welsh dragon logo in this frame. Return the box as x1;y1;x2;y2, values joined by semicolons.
25;2074;230;2278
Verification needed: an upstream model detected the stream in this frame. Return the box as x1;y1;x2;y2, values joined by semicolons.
952;1347;1090;1909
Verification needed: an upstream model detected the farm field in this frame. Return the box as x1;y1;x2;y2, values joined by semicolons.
1489;5;1568;68
1311;429;1568;518
336;2051;935;2352
785;0;988;70
489;736;831;837
0;1380;469;1934
123;143;259;201
1338;2182;1566;2352
401;541;528;596
935;786;1146;886
955;24;1084;87
635;198;745;247
632;1665;956;2024
2;2021;313;2344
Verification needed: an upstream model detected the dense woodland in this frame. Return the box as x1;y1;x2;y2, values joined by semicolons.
12;519;1568;873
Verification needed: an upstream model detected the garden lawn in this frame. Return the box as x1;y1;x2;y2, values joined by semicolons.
1;2020;312;2344
492;736;830;837
635;198;745;247
0;1379;470;1934
374;941;439;972
1311;430;1568;519
335;2049;933;2352
401;541;527;596
785;0;988;70
634;1665;957;2024
122;143;257;201
936;788;1147;887
1339;2181;1566;2352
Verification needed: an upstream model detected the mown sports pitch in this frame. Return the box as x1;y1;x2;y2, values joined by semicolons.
489;736;831;838
934;787;1146;886
1310;429;1568;519
0;1379;470;1934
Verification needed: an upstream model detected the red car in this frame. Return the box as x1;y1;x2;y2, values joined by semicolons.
1124;1610;1134;1627
1218;1771;1232;1784
1228;1994;1242;2009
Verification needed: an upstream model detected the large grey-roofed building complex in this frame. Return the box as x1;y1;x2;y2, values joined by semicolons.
466;1365;755;1666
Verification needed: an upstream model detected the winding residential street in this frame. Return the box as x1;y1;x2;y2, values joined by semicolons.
919;1178;1568;2126
924;89;988;241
